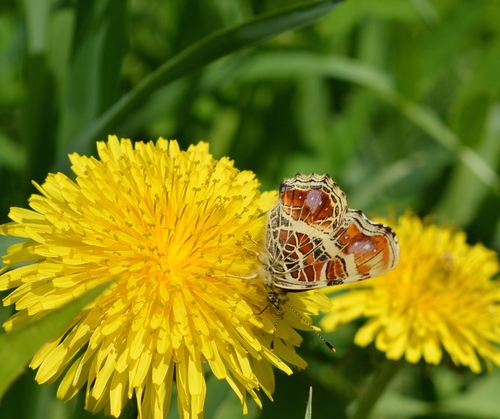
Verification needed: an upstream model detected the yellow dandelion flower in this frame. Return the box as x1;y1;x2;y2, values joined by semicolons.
0;136;330;419
321;212;500;373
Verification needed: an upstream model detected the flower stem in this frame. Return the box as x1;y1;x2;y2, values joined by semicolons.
350;358;402;419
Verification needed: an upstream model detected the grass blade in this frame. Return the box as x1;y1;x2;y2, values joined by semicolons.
305;386;313;419
55;0;342;171
235;51;499;189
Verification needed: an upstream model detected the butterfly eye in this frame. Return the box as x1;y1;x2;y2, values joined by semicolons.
267;292;278;303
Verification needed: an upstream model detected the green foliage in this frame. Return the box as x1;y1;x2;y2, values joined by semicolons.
0;283;109;399
0;0;499;418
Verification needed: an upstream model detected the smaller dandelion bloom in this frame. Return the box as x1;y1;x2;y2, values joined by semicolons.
321;212;500;373
0;136;330;419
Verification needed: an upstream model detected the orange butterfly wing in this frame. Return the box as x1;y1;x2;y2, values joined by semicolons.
265;173;399;290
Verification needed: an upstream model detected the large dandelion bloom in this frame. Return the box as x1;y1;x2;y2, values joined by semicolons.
321;212;500;373
0;136;330;418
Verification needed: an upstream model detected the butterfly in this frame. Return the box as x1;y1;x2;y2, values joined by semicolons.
259;173;399;349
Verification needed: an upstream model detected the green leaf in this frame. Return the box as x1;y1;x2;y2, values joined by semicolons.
24;0;51;54
234;50;499;190
0;133;26;172
435;105;500;225
204;373;259;419
0;282;110;399
438;369;500;418
56;0;127;152
304;386;313;419
435;37;500;224
55;0;343;171
350;359;402;419
22;0;58;186
372;391;431;417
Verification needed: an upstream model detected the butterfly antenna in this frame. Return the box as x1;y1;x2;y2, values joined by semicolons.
284;301;336;352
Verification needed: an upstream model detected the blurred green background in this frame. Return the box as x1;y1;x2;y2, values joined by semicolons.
0;0;499;418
